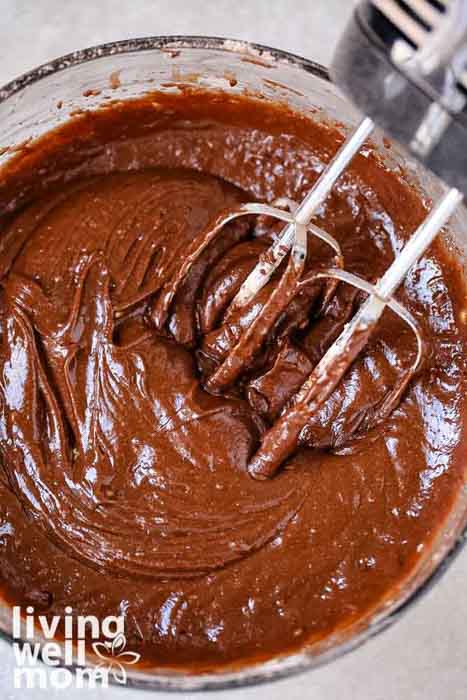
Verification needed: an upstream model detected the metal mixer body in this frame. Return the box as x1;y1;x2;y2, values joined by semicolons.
332;0;467;194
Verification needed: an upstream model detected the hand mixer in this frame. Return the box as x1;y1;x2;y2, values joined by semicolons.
158;0;467;478
243;0;467;479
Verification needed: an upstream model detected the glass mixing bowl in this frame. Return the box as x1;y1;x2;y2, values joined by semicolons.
0;36;466;692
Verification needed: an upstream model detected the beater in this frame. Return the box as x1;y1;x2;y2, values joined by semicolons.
156;0;467;477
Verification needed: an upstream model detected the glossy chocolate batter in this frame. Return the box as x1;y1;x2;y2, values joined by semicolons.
0;90;466;670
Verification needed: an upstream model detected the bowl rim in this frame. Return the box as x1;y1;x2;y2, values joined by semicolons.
0;33;465;693
0;34;330;103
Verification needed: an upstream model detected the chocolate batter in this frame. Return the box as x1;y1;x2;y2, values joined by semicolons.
0;89;466;670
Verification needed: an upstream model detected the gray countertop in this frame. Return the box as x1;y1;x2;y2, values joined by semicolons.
0;1;466;698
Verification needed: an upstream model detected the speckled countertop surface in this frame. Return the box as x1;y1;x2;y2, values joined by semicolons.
0;1;466;698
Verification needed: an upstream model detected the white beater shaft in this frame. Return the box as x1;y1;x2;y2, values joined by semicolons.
231;116;375;309
302;186;463;397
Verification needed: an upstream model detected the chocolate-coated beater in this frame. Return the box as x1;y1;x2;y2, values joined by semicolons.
190;116;461;477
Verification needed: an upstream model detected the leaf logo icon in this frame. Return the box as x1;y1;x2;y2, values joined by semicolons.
92;633;141;685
